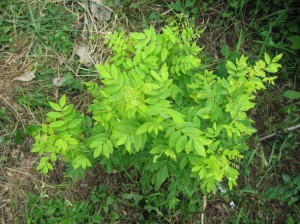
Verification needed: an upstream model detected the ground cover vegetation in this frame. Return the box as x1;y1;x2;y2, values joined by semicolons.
0;0;299;223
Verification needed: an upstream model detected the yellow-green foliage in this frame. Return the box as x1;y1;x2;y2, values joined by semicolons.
32;24;281;208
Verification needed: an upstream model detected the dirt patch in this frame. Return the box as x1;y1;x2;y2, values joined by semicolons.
0;153;45;223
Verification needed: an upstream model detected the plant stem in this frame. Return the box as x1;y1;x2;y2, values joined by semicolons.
201;195;207;224
260;124;300;141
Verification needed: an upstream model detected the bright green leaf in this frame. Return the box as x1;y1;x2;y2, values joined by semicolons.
103;143;110;158
185;139;193;153
137;122;153;134
165;149;176;160
49;102;61;111
265;63;281;73
169;131;181;147
90;138;106;148
42;166;49;174
164;109;185;124
131;32;146;40
160;64;169;81
36;162;45;171
272;53;283;63
136;38;150;48
151;70;161;82
59;95;66;108
116;136;127;146
264;52;271;64
94;145;103;158
161;48;168;62
193;140;206;157
49;121;65;128
106;139;114;154
47;112;62;119
47;163;54;170
68;119;82;128
175;135;188;153
96;64;111;79
227;61;237;71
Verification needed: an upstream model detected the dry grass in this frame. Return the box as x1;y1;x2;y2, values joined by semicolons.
0;1;121;222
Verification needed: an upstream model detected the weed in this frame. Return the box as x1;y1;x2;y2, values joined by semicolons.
26;193;102;224
264;174;300;206
168;0;201;18
62;73;85;92
0;0;77;55
91;185;120;221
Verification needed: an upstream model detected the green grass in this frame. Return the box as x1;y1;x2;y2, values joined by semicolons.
0;0;299;223
0;0;77;54
26;192;102;224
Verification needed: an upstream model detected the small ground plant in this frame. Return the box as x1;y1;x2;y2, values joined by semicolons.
32;23;281;209
26;193;102;223
264;174;300;206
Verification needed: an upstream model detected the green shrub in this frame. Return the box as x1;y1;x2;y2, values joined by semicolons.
32;23;281;208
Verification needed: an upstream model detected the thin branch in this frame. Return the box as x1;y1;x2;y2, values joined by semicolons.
201;195;207;224
260;124;300;141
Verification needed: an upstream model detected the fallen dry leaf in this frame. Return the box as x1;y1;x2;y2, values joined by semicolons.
14;71;35;82
264;158;268;167
76;46;93;66
57;56;65;65
282;80;294;89
6;171;13;177
53;77;66;87
90;0;112;22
